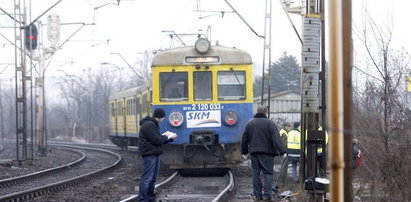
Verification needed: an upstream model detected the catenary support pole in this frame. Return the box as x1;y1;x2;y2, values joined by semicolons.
328;0;345;201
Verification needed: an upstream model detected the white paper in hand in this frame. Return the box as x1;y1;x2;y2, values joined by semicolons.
162;131;172;139
169;132;177;139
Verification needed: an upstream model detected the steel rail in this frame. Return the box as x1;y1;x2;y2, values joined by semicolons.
119;171;179;202
0;147;86;188
0;145;122;202
212;170;234;202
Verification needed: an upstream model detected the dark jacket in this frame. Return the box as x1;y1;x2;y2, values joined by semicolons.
241;113;286;156
138;116;170;156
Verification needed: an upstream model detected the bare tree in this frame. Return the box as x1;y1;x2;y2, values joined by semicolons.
0;85;15;139
51;67;118;142
352;9;411;201
49;49;155;142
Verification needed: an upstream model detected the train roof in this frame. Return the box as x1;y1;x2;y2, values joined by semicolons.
152;44;252;66
109;80;151;100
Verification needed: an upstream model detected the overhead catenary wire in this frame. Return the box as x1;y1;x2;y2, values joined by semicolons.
278;0;303;44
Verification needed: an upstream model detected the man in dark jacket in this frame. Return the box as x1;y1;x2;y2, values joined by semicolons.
241;105;286;201
137;108;177;202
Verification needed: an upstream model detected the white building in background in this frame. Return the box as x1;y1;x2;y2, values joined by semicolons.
253;91;301;125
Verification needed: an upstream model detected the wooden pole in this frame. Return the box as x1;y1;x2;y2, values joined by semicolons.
328;0;345;201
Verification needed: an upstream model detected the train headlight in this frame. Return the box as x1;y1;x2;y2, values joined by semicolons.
169;112;184;127
224;110;238;126
195;38;211;54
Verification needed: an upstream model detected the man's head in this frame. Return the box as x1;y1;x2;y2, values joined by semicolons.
153;108;165;122
293;122;300;129
284;122;292;131
256;105;268;115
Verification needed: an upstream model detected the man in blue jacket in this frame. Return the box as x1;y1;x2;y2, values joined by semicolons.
137;108;177;202
241;105;286;202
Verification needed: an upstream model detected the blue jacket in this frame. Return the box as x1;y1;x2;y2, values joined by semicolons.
241;113;286;156
138;116;172;156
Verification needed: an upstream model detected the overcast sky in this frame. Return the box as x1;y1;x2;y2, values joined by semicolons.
1;0;410;80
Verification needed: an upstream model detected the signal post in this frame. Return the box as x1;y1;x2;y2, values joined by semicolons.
1;1;61;158
283;0;329;201
34;13;60;155
296;0;354;201
300;1;327;200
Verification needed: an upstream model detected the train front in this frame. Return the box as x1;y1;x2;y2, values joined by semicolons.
151;38;253;169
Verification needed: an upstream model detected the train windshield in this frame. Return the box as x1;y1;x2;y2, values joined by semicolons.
217;71;246;100
160;72;188;101
194;71;212;101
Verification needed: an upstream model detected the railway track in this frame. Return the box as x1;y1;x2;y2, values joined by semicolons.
0;144;122;202
120;170;234;202
0;147;86;189
228;166;296;202
1;142;297;201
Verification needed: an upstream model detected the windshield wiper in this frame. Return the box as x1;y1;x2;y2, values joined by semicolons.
231;70;245;93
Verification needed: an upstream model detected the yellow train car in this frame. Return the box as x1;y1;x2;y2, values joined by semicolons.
109;82;151;149
109;38;253;169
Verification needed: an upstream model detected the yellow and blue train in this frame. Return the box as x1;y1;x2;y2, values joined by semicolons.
109;38;253;169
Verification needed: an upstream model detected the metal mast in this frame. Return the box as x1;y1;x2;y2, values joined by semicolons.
262;0;272;117
14;0;30;162
300;0;328;201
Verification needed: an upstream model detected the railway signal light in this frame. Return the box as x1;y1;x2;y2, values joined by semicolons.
24;24;38;50
47;13;60;47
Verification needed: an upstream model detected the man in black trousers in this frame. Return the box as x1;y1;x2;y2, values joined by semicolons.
137;108;177;202
241;105;286;202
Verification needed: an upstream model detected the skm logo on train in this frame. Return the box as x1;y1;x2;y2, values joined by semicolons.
186;110;221;128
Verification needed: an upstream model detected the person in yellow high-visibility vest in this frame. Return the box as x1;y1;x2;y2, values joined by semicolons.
317;126;328;174
278;122;292;186
287;122;301;182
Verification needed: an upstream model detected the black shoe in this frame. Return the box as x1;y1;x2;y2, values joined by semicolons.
262;196;277;202
252;196;263;201
272;185;279;194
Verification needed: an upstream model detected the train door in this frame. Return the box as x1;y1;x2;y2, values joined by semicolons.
110;100;118;136
141;92;149;117
136;96;141;133
125;97;137;136
123;98;127;137
149;88;153;114
116;99;125;135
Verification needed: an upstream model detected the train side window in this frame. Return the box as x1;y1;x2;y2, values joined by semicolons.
130;99;133;115
217;71;246;100
132;98;135;114
117;101;123;116
136;97;140;114
142;94;148;113
129;99;132;115
126;100;130;115
159;72;188;101
111;102;116;116
130;99;132;115
194;71;212;101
